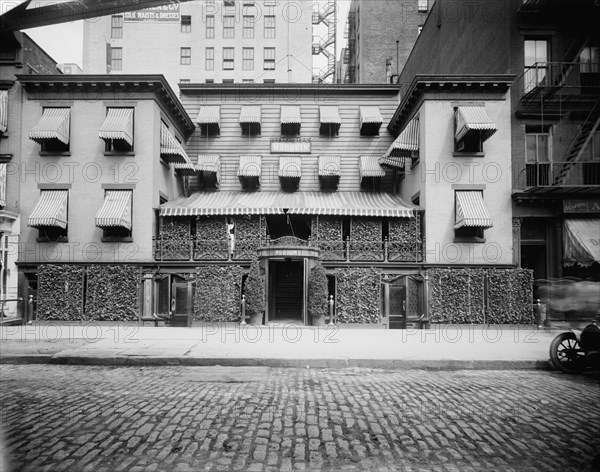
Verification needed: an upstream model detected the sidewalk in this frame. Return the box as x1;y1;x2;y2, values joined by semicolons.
0;323;562;370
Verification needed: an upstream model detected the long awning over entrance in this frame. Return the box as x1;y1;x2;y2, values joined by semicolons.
29;108;70;144
454;191;493;229
28;190;68;228
160;192;417;218
563;219;600;267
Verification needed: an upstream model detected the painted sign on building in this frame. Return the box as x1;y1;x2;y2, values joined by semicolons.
124;4;180;22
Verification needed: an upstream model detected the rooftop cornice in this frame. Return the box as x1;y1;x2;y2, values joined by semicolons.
179;83;401;96
16;74;195;138
387;75;515;134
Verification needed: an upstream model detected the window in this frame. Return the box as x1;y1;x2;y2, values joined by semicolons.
99;190;133;240
243;15;255;38
179;79;190;84
418;0;428;12
224;0;235;7
264;15;275;38
417;25;423;35
263;79;275;83
525;125;551;186
223;14;235;39
263;47;275;70
205;79;214;83
242;47;254;71
582;131;600;185
223;79;234;83
580;46;600;73
206;15;215;38
242;79;254;83
223;47;234;70
111;15;123;39
180;47;191;65
100;108;134;153
109;47;122;72
454;191;491;243
31;108;71;153
181;15;191;33
524;39;548;93
205;47;214;70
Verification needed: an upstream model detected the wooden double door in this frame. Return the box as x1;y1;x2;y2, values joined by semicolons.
382;275;424;329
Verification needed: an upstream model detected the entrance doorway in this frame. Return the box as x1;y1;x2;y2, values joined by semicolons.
155;274;194;323
383;275;424;329
269;261;304;322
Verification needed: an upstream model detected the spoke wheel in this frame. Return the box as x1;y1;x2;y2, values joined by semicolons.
549;332;586;374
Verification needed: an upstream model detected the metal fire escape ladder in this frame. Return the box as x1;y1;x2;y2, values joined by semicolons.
312;2;337;84
555;99;600;184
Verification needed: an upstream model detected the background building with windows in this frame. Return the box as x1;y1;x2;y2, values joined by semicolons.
343;0;431;84
82;0;313;89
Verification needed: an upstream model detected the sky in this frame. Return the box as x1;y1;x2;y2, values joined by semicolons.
15;0;351;68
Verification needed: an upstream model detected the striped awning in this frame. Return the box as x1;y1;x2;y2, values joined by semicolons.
99;108;134;146
174;161;198;176
197;106;220;127
279;156;302;178
239;106;262;124
359;155;386;178
359;106;382;127
28;190;68;229
160;191;417;217
382;118;419;160
319;155;341;176
160;122;192;164
455;106;497;143
281;105;301;125
455;191;493;229
197;154;221;174
563;219;600;267
238;155;262;177
29;108;70;144
95;190;132;230
0;90;7;134
320;106;341;124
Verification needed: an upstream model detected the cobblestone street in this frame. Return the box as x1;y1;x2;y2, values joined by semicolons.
0;366;598;472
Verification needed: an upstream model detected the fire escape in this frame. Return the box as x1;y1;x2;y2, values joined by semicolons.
312;2;337;84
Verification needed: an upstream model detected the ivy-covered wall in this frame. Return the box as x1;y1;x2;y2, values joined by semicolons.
335;268;381;323
232;215;264;260
428;268;534;324
388;216;423;262
85;265;140;321
195;216;229;260
313;216;344;261
159;217;190;260
350;218;383;261
37;265;85;320
194;265;244;321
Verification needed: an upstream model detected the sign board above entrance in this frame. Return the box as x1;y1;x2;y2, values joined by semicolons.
124;4;180;22
563;199;600;213
270;138;311;154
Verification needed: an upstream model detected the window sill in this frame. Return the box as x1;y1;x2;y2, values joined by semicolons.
453;152;485;158
36;236;68;243
453;237;486;244
101;236;133;243
104;151;135;157
39;152;71;157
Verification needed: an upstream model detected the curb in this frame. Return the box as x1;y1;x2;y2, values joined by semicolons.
0;355;554;370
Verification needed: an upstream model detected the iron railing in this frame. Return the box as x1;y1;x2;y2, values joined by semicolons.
513;161;600;189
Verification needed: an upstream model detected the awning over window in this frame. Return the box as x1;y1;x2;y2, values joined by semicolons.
238;155;262;177
0;90;7;134
454;191;493;229
320;106;341;125
28;190;68;229
160;191;417;218
95;190;132;230
239;106;261;124
319;155;341;176
279;156;302;178
197;106;220;127
29;108;70;144
359;155;386;179
455;106;497;143
381;118;419;169
281;105;301;125
563;219;600;267
196;154;221;174
174;161;198;176
98;108;134;146
359;106;383;134
160;122;192;164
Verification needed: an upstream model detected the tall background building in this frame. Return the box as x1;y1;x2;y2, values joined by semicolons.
344;0;430;83
82;0;314;88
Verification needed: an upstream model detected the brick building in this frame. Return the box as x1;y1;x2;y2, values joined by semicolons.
0;31;60;318
82;0;313;90
343;0;430;84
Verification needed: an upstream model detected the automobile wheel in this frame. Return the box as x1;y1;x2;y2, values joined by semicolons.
549;332;586;374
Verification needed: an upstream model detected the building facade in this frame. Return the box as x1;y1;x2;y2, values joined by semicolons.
0;31;60;319
82;0;313;90
344;0;430;84
398;0;600;318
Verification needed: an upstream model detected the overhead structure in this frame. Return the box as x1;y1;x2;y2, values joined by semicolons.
0;0;194;32
312;1;337;84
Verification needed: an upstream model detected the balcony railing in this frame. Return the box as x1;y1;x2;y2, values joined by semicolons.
154;237;424;263
513;161;600;189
